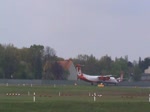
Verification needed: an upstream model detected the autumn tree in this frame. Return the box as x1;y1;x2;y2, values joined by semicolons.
43;46;57;79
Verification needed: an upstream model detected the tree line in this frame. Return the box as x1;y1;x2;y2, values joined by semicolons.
0;44;67;80
0;44;150;81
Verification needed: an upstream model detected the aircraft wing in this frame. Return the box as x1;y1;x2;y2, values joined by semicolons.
105;75;112;77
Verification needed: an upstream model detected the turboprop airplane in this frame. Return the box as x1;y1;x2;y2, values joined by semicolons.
76;64;123;85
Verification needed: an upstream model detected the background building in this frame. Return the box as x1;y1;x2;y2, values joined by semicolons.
59;60;77;80
141;66;150;81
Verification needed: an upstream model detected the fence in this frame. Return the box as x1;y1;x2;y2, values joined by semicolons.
0;79;89;86
0;79;150;87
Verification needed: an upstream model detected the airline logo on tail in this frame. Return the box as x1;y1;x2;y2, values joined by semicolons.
76;64;82;75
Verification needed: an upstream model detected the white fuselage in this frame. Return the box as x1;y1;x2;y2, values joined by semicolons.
76;64;122;85
78;73;118;84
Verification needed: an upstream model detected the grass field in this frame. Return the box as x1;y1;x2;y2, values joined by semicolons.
0;84;150;112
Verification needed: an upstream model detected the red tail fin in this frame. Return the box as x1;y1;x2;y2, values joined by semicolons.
76;64;82;76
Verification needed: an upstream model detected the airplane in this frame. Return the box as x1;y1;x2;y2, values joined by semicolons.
76;64;123;85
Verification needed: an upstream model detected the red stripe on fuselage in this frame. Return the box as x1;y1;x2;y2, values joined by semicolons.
77;74;98;83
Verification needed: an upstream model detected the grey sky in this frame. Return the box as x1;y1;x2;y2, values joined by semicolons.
0;0;150;61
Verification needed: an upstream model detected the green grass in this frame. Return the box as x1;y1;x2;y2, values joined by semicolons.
0;102;150;112
0;85;150;112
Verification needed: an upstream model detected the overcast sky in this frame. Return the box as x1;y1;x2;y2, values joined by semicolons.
0;0;150;61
